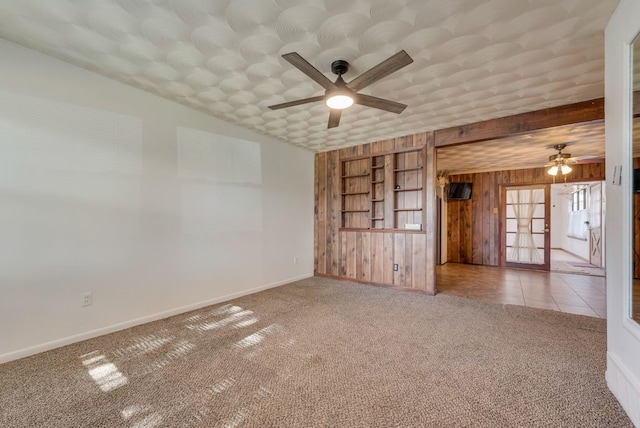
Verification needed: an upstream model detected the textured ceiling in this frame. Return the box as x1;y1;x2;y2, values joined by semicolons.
436;121;606;175
0;0;618;157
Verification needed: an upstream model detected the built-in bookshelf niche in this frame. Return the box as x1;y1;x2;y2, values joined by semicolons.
340;157;370;229
393;148;423;231
340;146;425;232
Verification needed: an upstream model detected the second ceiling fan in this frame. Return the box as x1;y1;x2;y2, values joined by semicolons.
546;143;603;176
268;50;413;129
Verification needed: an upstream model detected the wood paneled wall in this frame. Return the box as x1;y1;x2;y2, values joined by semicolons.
315;133;436;294
446;163;606;266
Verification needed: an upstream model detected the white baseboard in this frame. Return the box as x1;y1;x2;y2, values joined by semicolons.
607;352;640;427
0;273;313;365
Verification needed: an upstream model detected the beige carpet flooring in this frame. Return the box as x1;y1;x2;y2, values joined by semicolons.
0;277;632;427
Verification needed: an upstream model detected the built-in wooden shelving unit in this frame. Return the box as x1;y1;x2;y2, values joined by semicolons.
340;147;425;231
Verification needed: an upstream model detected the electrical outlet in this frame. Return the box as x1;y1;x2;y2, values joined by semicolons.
82;292;93;307
393;264;399;271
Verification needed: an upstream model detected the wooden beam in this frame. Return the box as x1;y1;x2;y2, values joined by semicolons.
434;98;604;147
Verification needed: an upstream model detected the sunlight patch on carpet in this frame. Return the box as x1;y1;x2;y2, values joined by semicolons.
81;351;128;392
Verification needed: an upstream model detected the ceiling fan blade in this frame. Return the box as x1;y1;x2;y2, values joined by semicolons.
282;52;336;91
568;155;605;164
268;95;325;110
328;109;342;128
346;50;413;92
355;94;407;114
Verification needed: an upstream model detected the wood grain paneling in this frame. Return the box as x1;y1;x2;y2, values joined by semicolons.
315;133;436;294
445;163;606;266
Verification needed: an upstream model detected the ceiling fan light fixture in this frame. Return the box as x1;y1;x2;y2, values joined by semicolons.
326;93;354;109
269;51;413;128
548;165;559;176
560;164;572;175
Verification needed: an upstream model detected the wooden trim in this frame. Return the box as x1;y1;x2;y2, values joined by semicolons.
394;167;422;172
340;144;425;160
313;273;435;295
434;98;604;147
341;173;369;178
394;187;422;192
338;227;425;234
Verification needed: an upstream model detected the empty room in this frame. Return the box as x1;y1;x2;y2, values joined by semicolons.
1;0;639;427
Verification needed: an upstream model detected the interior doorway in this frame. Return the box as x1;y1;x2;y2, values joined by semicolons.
549;181;605;277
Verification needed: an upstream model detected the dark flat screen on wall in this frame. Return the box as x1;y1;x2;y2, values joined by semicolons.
447;182;472;200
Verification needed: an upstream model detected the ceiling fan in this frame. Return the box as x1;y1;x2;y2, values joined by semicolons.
546;143;602;176
268;50;413;129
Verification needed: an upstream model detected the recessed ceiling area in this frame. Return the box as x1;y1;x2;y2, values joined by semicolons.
0;0;618;153
436;121;605;175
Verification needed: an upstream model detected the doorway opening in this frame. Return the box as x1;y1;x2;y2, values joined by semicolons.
549;181;605;277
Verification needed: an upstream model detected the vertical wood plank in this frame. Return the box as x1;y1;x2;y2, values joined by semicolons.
371;232;384;283
447;200;460;262
393;233;406;286
472;172;483;264
404;233;413;289
488;171;498;266
345;231;356;279
328;151;340;276
361;232;371;282
481;172;492;266
412;234;427;292
355;231;363;280
383;232;394;285
340;231;347;277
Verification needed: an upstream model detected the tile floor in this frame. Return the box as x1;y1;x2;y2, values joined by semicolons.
550;248;605;277
436;263;606;318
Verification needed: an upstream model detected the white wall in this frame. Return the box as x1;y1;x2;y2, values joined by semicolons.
0;39;314;362
550;183;590;260
550;185;569;249
605;1;640;425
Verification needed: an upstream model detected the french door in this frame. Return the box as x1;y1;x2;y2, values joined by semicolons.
503;185;550;270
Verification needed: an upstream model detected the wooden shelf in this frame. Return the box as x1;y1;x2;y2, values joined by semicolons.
372;165;384;170
372;198;384;202
394;167;422;172
341;173;369;178
338;227;425;234
372;180;384;184
341;209;370;213
371;217;384;221
394;208;423;212
394;187;423;192
341;191;369;195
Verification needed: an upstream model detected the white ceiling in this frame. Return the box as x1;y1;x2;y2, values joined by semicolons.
0;0;618;162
